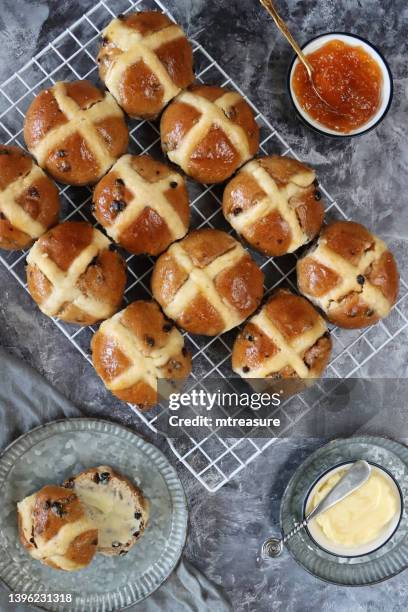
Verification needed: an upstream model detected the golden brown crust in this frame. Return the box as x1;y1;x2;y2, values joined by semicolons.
18;484;98;571
0;145;59;250
26;221;126;325
161;85;260;184
223;155;324;256
98;11;194;119
24;80;128;186
151;228;264;335
232;289;332;386
297;220;399;329
33;486;84;541
91;300;191;409
65;529;99;566
92;154;190;256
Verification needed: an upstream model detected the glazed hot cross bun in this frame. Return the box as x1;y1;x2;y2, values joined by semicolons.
161;84;260;183
17;485;98;571
223;155;324;256
98;11;194;119
297;220;399;329
92;300;191;410
0;145;59;250
26;221;126;325
232;289;332;385
63;466;149;558
151;229;264;335
92;154;189;256
24;80;128;185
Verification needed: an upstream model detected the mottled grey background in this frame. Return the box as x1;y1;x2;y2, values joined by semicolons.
0;0;407;611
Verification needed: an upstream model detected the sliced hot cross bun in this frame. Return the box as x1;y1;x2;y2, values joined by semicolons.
91;300;192;409
17;485;98;571
26;221;126;325
151;228;264;335
98;11;194;119
92;153;190;256
297;220;399;329
0;144;59;250
24;80;128;185
160;84;260;184
222;155;324;256
63;466;149;557
232;288;332;388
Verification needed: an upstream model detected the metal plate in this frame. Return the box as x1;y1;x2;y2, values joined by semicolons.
0;418;188;611
280;436;408;585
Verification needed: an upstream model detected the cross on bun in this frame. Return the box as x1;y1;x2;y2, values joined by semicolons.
297;220;399;329
160;84;259;184
92;154;190;256
63;466;149;557
0;145;59;250
17;485;98;571
24;80;128;185
151;228;264;335
223;155;324;256
98;11;194;119
91;300;192;409
232;288;332;386
26;221;126;325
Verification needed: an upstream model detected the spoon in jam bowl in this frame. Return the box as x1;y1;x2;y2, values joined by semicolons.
261;460;371;558
259;0;346;115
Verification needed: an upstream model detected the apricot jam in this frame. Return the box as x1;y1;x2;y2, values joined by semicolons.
292;39;383;133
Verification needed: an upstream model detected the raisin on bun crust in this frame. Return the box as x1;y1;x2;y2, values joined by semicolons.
24;80;128;186
63;466;149;557
91;300;191;410
160;84;259;184
26;221;126;325
92;154;190;256
223;155;324;257
0;145;59;250
151;228;264;336
297;220;399;329
98;11;194;119
232;288;332;385
17;485;98;571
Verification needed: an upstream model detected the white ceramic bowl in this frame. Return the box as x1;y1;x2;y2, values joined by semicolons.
288;32;393;137
304;462;402;557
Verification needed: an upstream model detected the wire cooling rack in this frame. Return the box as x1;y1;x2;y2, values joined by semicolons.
0;0;407;492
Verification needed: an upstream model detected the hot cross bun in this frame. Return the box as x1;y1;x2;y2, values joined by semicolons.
92;154;190;256
98;11;194;119
0;145;59;250
17;485;98;571
223;155;324;256
297;220;399;328
151;228;264;335
160;84;259;183
26;221;126;325
91;300;191;410
63;466;149;558
232;289;332;386
24;80;128;185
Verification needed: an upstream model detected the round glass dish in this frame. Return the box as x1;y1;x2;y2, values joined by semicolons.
304;462;402;557
280;436;408;586
0;418;188;612
287;32;393;137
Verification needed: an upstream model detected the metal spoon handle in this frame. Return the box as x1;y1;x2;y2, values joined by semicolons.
282;519;308;543
258;0;313;78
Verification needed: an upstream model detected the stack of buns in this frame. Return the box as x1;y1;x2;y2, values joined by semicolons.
0;9;400;407
17;466;149;571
